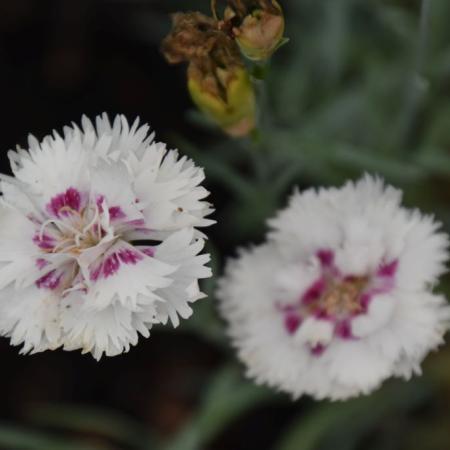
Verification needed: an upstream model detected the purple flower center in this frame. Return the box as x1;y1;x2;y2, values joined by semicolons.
32;187;152;292
279;249;398;356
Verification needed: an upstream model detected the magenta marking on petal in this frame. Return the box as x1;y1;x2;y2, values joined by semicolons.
33;233;55;250
314;308;332;320
310;344;326;356
47;188;82;217
65;188;82;210
302;278;326;305
36;270;62;290
118;249;143;265
276;302;296;313
96;195;105;213
335;320;354;340
102;254;120;279
377;260;398;278
316;249;334;267
359;292;371;312
109;206;126;220
27;214;42;225
127;219;146;227
90;249;143;281
141;247;155;257
36;258;50;270
92;223;106;237
89;264;102;282
284;313;302;335
361;279;396;310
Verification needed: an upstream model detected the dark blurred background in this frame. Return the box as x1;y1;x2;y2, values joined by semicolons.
0;2;287;449
1;1;450;449
0;0;227;446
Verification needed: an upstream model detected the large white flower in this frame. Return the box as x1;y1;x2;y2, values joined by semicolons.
218;175;450;400
0;114;213;359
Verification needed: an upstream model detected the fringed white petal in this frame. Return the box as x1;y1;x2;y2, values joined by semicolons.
218;175;450;400
0;114;213;359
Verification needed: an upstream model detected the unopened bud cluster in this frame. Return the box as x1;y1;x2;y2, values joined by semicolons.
162;1;286;137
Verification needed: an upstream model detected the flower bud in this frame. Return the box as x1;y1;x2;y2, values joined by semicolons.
187;63;255;137
224;0;285;61
162;12;256;137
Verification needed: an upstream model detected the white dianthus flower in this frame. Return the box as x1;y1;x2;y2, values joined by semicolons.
0;114;214;359
218;175;450;400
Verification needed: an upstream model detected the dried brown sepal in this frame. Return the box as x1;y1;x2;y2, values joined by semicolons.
161;12;219;65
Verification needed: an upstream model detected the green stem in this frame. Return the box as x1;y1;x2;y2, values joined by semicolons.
246;61;273;183
250;61;271;130
416;0;432;73
393;0;432;153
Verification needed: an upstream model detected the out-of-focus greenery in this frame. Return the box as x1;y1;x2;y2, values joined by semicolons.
2;0;450;449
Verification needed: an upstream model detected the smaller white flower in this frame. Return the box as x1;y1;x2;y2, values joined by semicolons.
0;114;213;359
218;175;450;400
